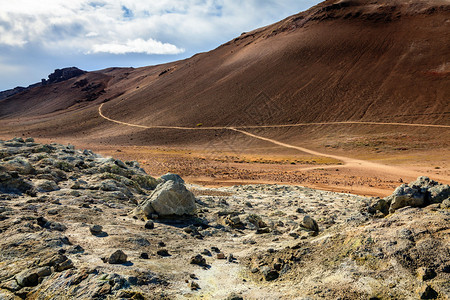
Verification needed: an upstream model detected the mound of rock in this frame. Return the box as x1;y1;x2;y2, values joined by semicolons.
0;137;161;203
374;176;450;213
0;138;196;299
137;179;197;217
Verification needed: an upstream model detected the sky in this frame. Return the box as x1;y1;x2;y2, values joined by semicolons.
0;0;320;91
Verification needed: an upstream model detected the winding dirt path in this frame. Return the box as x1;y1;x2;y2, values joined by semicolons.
99;103;450;130
98;103;450;182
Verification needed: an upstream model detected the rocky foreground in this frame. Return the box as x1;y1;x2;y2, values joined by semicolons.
0;138;449;299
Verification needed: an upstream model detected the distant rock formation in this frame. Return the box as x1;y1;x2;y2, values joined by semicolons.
0;67;86;101
44;67;86;85
0;87;27;101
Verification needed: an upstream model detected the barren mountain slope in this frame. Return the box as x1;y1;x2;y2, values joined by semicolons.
1;0;449;135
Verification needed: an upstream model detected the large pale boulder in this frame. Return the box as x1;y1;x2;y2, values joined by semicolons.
139;180;196;217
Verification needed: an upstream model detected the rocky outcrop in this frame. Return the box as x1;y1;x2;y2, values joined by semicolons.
0;138;448;299
385;176;450;213
138;180;197;217
0;137;159;202
45;67;86;84
0;67;86;101
0;86;26;101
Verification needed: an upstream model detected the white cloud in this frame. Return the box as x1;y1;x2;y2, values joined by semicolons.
0;0;318;55
91;38;184;55
0;0;320;90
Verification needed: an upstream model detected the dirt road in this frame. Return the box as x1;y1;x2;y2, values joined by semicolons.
98;103;450;184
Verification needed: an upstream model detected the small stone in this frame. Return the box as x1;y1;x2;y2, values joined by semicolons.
47;209;59;215
15;270;39;287
35;266;52;277
227;254;236;262
68;245;85;254
89;224;103;235
157;249;170;257
216;253;226;259
189;281;200;290
190;254;206;266
140;253;149;259
108;250;127;264
296;207;305;213
36;216;48;227
201;249;212;256
54;259;74;272
302;215;319;232
260;266;279;281
256;227;271;234
211;246;220;253
144;220;154;229
158;241;166;247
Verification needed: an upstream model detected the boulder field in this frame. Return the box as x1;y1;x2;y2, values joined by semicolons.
0;138;449;299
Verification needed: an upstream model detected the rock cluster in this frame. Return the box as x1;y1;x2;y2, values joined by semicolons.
0;138;197;299
0;138;449;299
369;176;450;214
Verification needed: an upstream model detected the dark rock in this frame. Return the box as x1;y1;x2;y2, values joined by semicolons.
108;250;127;264
140;253;149;259
201;249;212;256
190;254;206;266
68;245;85;254
37;216;48;227
89;224;103;235
15;270;39;287
35;266;52;277
227;254;236;263
189;281;200;290
302;215;319;232
260;266;279;281
54;259;74;272
157;249;170;257
256;227;271;234
225;215;246;229
296;207;306;213
144;220;154;229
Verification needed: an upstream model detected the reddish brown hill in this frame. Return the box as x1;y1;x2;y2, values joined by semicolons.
0;0;449;143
